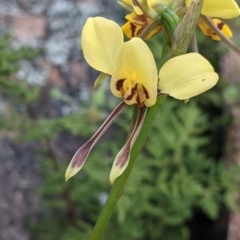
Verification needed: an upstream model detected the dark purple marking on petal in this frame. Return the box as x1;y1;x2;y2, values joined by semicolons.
71;102;127;168
143;85;149;99
116;79;125;91
130;22;137;37
126;83;138;101
216;22;224;30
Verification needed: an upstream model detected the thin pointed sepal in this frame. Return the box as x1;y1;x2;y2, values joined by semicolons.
65;102;127;181
65;138;95;181
109;133;132;183
109;107;147;183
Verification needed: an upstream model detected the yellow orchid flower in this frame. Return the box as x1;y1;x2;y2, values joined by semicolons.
65;17;219;182
121;0;167;39
122;12;163;40
188;0;240;41
184;0;239;40
186;0;240;19
82;17;158;107
197;17;232;41
82;17;219;103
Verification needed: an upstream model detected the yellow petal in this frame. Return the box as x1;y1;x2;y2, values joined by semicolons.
212;18;233;38
148;0;172;8
131;0;144;14
122;12;162;39
186;0;240;19
121;0;131;5
111;37;158;107
198;17;232;41
81;17;124;75
131;0;172;14
122;20;161;40
159;53;219;100
122;20;143;39
125;11;147;24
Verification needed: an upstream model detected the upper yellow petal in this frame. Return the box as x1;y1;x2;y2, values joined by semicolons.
81;17;124;75
130;0;172;15
111;37;158;107
122;12;163;39
148;0;172;8
159;53;219;100
186;0;240;19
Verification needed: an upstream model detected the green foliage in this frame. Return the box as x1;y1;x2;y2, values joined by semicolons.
0;34;41;99
105;99;240;240
28;99;239;240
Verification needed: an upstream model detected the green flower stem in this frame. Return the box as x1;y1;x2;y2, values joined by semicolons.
89;95;167;240
159;32;170;69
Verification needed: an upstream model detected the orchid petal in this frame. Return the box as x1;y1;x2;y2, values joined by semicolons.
65;102;126;181
198;17;232;41
122;12;163;39
121;0;132;5
159;53;219;100
111;37;158;107
131;0;144;14
122;19;144;39
148;0;172;7
186;0;240;19
81;17;124;75
109;107;147;183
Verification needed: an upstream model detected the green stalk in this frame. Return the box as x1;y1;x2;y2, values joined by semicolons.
159;32;171;69
89;95;167;240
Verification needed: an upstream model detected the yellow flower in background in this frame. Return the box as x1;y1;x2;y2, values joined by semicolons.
120;0;240;40
121;0;167;39
122;12;162;40
186;0;240;19
197;17;233;41
82;17;158;107
187;0;239;40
